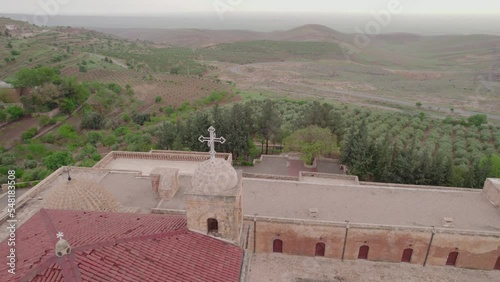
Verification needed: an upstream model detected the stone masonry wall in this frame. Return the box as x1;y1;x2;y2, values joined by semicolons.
483;179;500;208
248;217;500;270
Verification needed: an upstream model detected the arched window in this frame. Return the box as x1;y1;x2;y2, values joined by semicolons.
446;251;459;266
273;239;283;253
494;256;500;270
401;248;413;263
207;218;218;234
315;243;325;257
358;245;369;260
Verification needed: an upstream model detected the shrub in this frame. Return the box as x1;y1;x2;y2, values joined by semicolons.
0;109;6;122
60;98;76;114
155;96;162;103
107;83;122;94
86;131;103;145
7;105;24;121
58;124;78;140
39;133;56;144
22;127;38;141
80;158;97;167
132;113;151;126
164;106;175;115
25;143;49;157
11;50;20;56
43;151;74;170
23;159;38;169
39;115;51;127
79;65;87;72
81;112;105;130
468;114;488;127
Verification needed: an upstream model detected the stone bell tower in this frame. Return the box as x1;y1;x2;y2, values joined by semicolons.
185;127;243;243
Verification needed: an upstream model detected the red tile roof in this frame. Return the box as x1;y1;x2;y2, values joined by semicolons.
1;209;243;282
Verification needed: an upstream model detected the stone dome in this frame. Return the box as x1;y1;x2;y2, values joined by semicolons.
191;158;238;195
44;179;119;212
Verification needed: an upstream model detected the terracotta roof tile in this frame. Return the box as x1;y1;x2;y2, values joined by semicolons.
0;209;243;282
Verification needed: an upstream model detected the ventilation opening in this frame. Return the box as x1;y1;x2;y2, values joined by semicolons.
207;218;218;234
442;217;454;228
309;208;318;218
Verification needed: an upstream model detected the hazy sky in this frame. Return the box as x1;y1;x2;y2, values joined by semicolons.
1;0;499;15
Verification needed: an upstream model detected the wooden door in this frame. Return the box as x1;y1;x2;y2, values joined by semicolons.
401;248;413;263
273;239;283;253
315;243;325;257
446;252;459;266
358;245;369;260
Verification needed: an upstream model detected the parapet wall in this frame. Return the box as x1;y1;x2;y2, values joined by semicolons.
360;181;479;192
483;178;500;208
242;173;299;182
94;151;232;169
299;172;359;185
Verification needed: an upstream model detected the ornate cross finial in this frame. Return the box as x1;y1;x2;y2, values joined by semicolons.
198;126;226;160
56;232;64;239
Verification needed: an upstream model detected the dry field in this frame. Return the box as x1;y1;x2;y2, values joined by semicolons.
62;68;233;108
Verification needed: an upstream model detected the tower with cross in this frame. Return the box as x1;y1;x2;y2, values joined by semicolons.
198;126;226;160
185;126;243;243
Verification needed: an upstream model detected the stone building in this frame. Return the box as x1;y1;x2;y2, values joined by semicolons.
1;139;500;280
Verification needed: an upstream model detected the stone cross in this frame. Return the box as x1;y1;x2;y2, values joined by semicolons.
198;126;226;160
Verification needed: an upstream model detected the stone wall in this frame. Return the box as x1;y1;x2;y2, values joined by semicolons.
483;178;500;208
94;151;232;169
32;108;60;118
150;168;179;200
186;192;242;243
247;216;500;270
242;173;299;182
299;172;359;185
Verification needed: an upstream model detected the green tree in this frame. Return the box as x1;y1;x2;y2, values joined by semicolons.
284;126;338;165
340;120;374;179
223;103;255;160
102;134;117;149
12;67;60;95
257;100;281;155
81;112;105;130
156;121;177;150
43;151;74;170
467;114;488;127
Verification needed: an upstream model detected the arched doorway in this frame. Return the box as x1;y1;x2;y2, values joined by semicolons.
315;243;326;257
358;245;369;260
401;248;413;263
207;218;218;234
446;251;459;266
273;239;283;253
494;256;500;270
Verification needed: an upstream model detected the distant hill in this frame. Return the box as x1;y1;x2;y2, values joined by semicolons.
94;24;351;48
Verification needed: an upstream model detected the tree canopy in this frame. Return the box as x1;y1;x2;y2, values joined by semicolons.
11;67;60;89
284;125;339;165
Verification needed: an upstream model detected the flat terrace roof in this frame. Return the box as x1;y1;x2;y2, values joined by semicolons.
104;158;201;175
242;179;500;232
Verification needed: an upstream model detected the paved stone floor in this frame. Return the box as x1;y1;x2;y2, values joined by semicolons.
249;253;500;282
237;156;344;177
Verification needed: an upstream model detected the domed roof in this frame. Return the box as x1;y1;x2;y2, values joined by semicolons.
191;158;238;195
44;179;119;212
